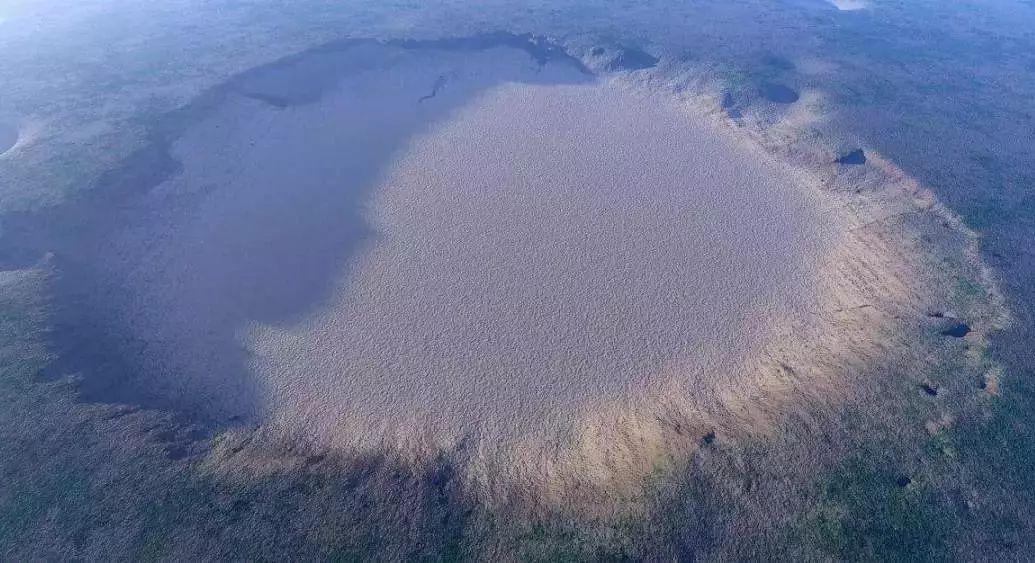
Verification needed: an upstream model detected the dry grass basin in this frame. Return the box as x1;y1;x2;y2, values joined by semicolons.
4;35;1007;559
76;42;837;469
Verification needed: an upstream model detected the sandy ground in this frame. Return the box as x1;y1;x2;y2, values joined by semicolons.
91;42;839;448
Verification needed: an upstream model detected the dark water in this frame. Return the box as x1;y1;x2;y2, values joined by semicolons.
941;322;972;338
836;149;867;165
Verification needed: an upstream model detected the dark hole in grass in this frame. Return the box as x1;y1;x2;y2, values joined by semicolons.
702;431;716;445
918;383;939;396
896;475;912;488
940;322;971;338
836;149;867;165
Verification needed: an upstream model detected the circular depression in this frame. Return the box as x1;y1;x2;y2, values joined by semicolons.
49;40;836;444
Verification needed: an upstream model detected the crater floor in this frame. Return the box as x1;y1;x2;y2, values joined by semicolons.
59;41;838;444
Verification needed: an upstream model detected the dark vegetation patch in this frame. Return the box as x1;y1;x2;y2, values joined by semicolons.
760;82;800;103
154;423;207;460
799;459;952;560
0;465;91;549
721;92;743;118
606;46;660;71
104;446;722;560
836;148;867;165
133;452;472;560
950;373;1035;551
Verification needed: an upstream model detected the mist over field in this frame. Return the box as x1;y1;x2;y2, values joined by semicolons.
1;0;1034;559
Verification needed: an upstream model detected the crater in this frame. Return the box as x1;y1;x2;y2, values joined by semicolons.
16;36;837;447
941;322;971;338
